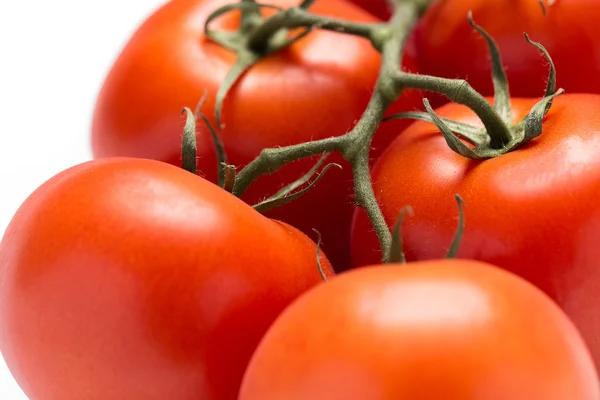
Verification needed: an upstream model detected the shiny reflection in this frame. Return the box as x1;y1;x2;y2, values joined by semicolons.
359;281;492;329
497;133;600;198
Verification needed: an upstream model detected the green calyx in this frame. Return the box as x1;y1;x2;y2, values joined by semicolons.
386;14;564;160
387;194;466;264
180;107;198;175
204;0;323;129
312;228;329;282
180;91;235;190
180;94;341;207
204;0;392;129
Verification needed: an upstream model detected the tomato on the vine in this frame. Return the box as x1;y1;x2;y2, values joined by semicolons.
240;260;599;399
351;93;600;371
91;0;422;271
413;0;600;101
0;157;333;400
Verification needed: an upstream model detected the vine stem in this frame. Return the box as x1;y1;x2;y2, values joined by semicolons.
210;0;560;263
232;136;344;196
247;6;380;52
339;1;432;257
232;0;434;262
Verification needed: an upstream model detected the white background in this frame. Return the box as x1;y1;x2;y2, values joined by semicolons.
0;1;167;398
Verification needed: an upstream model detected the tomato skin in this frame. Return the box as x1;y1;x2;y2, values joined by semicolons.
90;0;421;271
345;0;391;19
351;93;600;372
240;260;599;400
0;158;333;400
414;0;600;102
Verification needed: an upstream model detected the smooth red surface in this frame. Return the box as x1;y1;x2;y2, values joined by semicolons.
351;93;600;372
0;158;333;400
345;0;391;19
414;0;600;103
240;260;599;400
91;0;422;271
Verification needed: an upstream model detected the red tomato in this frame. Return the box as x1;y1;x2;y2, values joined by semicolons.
240;260;599;400
345;0;391;19
91;0;421;271
351;93;600;372
0;158;333;400
414;0;600;102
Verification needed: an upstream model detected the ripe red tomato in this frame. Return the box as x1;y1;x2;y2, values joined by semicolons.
351;93;600;372
414;0;600;100
345;0;391;20
240;260;599;400
0;158;333;400
91;0;421;271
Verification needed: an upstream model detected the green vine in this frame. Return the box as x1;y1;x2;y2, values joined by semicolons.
197;0;562;263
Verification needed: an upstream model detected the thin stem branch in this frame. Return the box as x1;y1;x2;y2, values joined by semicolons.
352;153;391;256
232;136;344;197
344;91;391;160
247;7;380;52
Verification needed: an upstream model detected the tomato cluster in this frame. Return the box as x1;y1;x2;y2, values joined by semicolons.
2;0;600;399
90;0;421;271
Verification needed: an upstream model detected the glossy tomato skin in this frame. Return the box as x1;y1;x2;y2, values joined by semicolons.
414;0;600;102
91;0;421;271
345;0;391;20
351;93;600;372
240;260;599;400
0;158;333;400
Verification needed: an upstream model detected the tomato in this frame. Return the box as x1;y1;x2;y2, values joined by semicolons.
240;259;599;399
413;0;600;102
351;93;600;372
345;0;391;20
90;0;421;271
0;157;333;400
